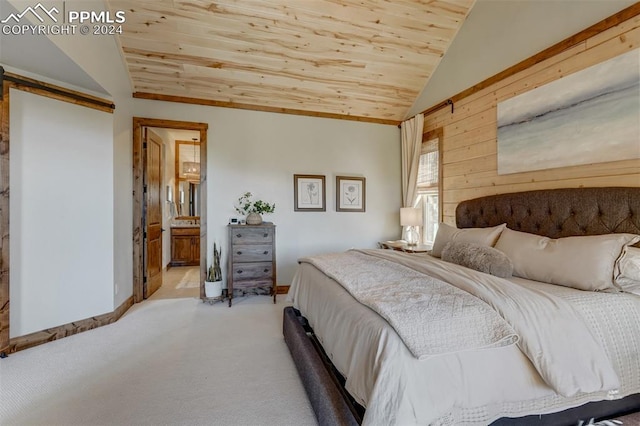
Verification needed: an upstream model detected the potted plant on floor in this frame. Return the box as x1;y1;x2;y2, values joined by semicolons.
205;243;223;299
235;192;276;225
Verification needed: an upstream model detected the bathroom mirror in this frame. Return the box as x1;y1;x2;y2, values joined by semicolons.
175;140;201;218
177;181;199;217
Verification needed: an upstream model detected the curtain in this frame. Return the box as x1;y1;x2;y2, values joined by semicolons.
400;114;424;208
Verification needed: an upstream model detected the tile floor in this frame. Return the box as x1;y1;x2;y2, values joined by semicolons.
148;265;201;300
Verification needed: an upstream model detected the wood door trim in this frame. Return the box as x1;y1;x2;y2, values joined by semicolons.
0;75;10;356
132;117;208;303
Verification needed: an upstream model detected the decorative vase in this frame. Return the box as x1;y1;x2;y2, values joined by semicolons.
205;280;223;298
246;212;263;225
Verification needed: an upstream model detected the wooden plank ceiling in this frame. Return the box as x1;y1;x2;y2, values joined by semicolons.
108;0;475;124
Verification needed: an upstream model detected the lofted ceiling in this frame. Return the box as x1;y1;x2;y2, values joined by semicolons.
107;0;475;124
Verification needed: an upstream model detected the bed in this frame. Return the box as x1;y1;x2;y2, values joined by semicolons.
283;187;640;425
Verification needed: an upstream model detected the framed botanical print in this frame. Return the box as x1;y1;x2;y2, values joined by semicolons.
336;176;365;212
293;174;326;212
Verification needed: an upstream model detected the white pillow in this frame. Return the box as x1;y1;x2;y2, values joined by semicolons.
615;246;640;295
494;228;640;291
431;223;506;258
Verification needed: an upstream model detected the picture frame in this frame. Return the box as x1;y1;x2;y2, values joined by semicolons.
293;174;326;212
497;49;640;174
336;176;366;212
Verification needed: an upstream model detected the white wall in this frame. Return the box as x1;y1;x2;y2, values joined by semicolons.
3;0;627;336
10;9;402;308
213;108;401;285
407;0;638;117
130;101;402;286
9;89;114;337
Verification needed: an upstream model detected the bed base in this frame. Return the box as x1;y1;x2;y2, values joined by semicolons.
284;306;640;426
283;306;363;426
284;187;640;425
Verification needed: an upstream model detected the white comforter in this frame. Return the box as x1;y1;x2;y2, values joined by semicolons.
288;250;640;425
299;251;518;359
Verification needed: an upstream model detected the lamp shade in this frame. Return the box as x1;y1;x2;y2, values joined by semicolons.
400;207;422;227
182;162;200;175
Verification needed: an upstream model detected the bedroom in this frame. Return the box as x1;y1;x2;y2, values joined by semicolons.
0;0;639;424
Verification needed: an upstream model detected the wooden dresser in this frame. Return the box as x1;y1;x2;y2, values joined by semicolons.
227;223;276;307
170;227;200;266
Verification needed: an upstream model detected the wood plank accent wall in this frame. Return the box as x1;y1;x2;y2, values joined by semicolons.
422;9;640;225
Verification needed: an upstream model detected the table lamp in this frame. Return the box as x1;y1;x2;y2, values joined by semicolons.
400;207;422;246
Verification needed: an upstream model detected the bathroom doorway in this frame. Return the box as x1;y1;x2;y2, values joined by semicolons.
132;118;208;303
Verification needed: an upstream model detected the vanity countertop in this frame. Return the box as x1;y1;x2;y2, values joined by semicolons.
171;218;200;228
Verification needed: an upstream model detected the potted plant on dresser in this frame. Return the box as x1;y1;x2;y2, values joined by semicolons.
235;192;276;225
204;242;223;302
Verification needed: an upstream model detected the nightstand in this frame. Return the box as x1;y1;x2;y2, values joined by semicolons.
379;240;431;253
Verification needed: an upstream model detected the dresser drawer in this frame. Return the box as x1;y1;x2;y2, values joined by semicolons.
232;262;273;281
233;279;273;290
232;227;274;244
232;245;273;262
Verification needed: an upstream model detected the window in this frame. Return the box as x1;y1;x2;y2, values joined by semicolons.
415;133;440;246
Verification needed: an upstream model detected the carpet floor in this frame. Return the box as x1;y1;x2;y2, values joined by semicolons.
0;296;317;426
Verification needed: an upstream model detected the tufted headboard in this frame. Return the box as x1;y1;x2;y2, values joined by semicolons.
456;187;640;238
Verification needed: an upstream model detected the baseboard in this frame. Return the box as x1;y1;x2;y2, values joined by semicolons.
276;285;290;294
6;295;134;354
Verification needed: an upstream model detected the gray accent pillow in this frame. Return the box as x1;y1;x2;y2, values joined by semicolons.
442;241;513;278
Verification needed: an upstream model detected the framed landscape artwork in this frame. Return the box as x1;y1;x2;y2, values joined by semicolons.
497;48;640;175
336;176;366;212
293;174;325;212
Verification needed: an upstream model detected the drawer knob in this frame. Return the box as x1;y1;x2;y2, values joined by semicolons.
237;270;243;274
263;251;268;255
236;233;242;238
237;251;242;255
264;268;269;273
263;233;268;238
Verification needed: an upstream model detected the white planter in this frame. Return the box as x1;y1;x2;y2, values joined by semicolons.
205;280;223;298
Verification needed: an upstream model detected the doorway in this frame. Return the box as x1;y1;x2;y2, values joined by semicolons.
132;118;208;303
